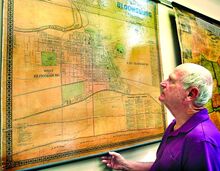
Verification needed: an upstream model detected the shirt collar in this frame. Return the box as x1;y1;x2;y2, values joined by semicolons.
168;108;209;137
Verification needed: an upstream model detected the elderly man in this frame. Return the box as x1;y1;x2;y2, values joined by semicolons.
101;63;220;171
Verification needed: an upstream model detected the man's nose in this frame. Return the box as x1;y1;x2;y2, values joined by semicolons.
160;80;166;88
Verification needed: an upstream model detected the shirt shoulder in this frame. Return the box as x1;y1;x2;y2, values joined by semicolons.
185;119;220;147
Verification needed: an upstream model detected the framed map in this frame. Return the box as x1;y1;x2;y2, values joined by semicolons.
173;2;220;130
1;0;165;170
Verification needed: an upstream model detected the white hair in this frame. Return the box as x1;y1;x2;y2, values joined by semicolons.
175;63;213;106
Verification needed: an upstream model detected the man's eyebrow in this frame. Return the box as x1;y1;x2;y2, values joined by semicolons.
169;74;175;80
169;73;179;82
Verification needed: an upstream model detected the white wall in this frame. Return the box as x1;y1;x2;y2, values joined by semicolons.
171;0;220;21
36;143;159;171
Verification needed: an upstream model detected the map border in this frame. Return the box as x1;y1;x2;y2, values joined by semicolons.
0;0;3;168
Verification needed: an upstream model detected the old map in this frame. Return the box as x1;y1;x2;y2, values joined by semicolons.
174;5;220;129
1;0;165;170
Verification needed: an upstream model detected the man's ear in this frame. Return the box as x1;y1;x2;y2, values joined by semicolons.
186;87;199;101
185;87;199;102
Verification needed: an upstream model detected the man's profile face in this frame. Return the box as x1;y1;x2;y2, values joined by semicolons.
159;69;187;108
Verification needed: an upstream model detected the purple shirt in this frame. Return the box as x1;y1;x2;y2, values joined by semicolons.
150;108;220;171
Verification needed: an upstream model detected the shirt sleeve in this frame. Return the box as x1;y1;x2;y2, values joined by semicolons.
182;140;220;171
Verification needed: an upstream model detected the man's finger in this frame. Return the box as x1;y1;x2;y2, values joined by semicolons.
101;155;112;160
109;151;120;157
101;159;108;164
107;163;112;168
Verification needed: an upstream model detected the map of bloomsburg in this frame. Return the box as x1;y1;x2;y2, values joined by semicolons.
1;0;165;170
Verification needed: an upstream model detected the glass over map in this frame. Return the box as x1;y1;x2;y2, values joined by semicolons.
174;6;220;129
1;0;165;170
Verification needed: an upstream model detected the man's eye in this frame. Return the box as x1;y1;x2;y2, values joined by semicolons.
169;79;175;83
